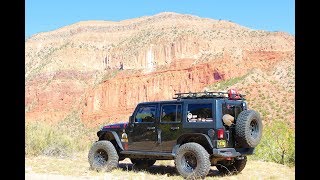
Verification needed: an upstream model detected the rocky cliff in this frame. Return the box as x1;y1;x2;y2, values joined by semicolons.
25;12;295;127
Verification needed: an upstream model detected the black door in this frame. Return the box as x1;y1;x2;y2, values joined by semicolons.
159;104;182;152
128;104;158;151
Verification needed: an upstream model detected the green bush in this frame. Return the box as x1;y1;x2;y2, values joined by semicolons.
25;122;77;157
207;73;249;91
25;111;98;157
253;120;295;166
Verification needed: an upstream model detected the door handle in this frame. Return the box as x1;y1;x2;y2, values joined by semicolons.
147;126;156;130
170;126;180;130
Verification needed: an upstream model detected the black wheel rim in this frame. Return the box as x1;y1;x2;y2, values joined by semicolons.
181;152;197;173
94;149;108;167
250;119;259;139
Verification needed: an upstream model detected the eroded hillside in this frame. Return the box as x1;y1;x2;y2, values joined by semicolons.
25;12;294;127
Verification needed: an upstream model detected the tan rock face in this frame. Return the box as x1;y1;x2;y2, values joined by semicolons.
25;70;95;123
81;51;292;127
25;12;295;127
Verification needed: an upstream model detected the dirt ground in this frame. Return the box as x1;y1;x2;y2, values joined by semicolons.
25;153;295;180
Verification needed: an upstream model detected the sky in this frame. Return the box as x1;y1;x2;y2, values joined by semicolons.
25;0;294;38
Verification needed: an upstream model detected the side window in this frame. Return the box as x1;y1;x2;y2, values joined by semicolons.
187;104;213;122
161;104;182;123
134;105;156;123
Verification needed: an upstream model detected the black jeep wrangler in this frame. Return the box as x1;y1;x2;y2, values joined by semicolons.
88;90;262;179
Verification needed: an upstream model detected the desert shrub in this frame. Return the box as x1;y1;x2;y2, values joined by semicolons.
253;120;295;166
25;111;99;157
208;73;249;91
25;122;77;157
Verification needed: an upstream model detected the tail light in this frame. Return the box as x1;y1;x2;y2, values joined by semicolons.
217;129;224;139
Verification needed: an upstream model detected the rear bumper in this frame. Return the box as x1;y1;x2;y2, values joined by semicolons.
211;148;254;158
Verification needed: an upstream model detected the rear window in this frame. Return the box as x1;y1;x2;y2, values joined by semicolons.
222;104;243;119
187;103;213;122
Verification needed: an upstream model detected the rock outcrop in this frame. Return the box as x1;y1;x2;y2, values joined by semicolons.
25;12;295;127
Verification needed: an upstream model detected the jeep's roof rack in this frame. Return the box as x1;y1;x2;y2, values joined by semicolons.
173;91;227;99
173;90;246;100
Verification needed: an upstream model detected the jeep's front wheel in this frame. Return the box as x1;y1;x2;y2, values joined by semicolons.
88;140;119;171
175;142;210;179
130;159;156;169
216;156;247;175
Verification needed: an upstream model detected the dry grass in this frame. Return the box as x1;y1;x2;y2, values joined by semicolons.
26;152;294;180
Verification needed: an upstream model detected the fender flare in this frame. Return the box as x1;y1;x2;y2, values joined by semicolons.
98;130;124;151
172;133;213;155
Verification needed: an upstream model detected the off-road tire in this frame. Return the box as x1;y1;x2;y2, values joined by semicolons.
88;140;119;172
235;110;262;148
175;142;210;179
216;156;247;175
130;159;156;169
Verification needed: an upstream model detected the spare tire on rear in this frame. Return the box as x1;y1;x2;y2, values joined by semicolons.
235;110;262;148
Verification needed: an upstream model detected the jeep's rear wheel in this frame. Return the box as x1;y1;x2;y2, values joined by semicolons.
130;159;156;169
216;156;247;175
88;140;119;172
235;110;262;148
175;142;210;179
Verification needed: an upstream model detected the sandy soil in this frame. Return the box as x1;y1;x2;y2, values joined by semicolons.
25;154;295;180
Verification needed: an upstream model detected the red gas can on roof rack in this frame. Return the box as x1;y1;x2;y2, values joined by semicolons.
227;89;241;100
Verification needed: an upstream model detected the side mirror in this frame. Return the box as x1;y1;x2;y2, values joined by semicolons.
129;116;133;123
